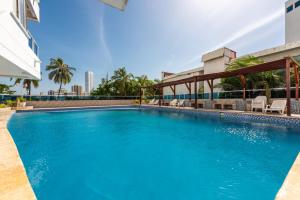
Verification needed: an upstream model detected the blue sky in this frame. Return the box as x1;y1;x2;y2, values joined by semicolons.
3;0;287;94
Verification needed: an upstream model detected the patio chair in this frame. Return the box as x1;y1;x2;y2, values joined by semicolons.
149;99;159;105
169;99;178;107
148;99;155;104
177;100;186;107
251;96;267;112
152;100;159;105
263;100;287;115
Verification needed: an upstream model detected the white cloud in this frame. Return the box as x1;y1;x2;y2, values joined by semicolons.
178;8;284;68
99;17;113;68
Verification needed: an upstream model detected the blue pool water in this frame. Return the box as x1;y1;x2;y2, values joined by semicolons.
8;109;300;200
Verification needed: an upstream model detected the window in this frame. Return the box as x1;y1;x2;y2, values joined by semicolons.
18;0;26;28
286;5;293;13
13;0;27;28
295;0;300;8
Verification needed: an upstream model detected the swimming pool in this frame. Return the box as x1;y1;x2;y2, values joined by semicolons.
8;108;300;200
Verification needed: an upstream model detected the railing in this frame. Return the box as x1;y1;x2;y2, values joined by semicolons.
28;31;39;56
158;87;299;100
0;95;139;103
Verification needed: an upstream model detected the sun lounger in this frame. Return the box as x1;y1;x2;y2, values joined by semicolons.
169;99;178;107
251;96;267;112
149;99;159;105
177;100;186;107
263;100;287;115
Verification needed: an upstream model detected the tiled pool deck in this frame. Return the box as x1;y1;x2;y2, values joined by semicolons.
1;105;300;199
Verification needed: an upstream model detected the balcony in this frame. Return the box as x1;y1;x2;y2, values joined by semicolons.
28;32;39;56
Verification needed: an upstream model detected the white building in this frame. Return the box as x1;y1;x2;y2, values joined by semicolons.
85;71;94;94
0;0;41;80
162;0;300;98
285;0;300;43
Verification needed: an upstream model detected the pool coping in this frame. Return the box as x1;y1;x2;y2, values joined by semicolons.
276;153;300;200
6;105;300;199
0;110;36;200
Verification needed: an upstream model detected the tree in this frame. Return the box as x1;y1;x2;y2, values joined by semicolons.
216;56;284;102
91;78;113;96
111;67;133;96
134;75;157;97
13;79;39;95
46;58;76;96
217;56;284;90
0;84;15;94
92;67;158;97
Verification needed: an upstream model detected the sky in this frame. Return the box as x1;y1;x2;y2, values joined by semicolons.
1;0;287;95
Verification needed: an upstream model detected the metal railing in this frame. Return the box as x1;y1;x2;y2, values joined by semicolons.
0;95;139;103
158;87;299;100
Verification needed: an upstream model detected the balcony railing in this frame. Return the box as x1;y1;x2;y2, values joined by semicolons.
28;31;39;56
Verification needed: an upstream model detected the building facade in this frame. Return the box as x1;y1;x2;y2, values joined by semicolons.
285;0;300;43
0;0;41;79
71;85;83;96
85;71;94;94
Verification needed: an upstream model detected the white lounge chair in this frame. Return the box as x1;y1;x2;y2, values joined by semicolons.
251;96;267;112
152;100;159;105
149;99;159;105
177;100;186;107
263;100;287;115
148;99;155;104
169;99;178;107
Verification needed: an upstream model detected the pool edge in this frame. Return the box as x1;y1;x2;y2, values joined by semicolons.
0;110;36;200
276;153;300;200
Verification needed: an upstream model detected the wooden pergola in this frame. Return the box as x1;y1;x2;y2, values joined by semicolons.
141;57;299;116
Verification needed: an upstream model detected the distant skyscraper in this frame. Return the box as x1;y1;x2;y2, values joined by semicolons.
71;85;83;96
85;71;94;94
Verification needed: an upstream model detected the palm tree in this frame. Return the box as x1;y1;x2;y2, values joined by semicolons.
216;56;264;90
216;56;285;102
226;56;264;72
111;67;133;96
13;79;39;95
46;58;76;96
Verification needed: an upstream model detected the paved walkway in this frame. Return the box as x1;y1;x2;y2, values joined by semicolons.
0;109;36;200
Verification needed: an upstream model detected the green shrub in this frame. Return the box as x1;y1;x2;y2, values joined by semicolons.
0;104;7;108
5;100;16;107
17;97;26;102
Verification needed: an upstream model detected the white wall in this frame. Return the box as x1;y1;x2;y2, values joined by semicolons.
203;57;231;93
0;0;41;79
162;68;204;98
202;48;236;93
